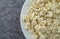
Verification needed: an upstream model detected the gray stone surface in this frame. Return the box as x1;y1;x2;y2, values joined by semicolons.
0;0;26;39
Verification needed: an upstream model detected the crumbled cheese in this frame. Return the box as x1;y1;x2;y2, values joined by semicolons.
23;0;60;39
46;11;53;17
31;20;37;26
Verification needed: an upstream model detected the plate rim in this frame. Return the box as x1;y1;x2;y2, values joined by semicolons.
20;0;32;39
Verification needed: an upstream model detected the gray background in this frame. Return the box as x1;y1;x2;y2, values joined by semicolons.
0;0;25;39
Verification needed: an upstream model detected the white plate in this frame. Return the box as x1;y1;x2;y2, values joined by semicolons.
20;0;33;39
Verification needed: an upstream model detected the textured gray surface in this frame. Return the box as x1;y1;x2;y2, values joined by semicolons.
0;0;26;39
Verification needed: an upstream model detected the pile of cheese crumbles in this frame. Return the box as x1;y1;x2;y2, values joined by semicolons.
24;0;60;39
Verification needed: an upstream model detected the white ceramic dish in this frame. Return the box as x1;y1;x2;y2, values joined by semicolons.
20;0;33;39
